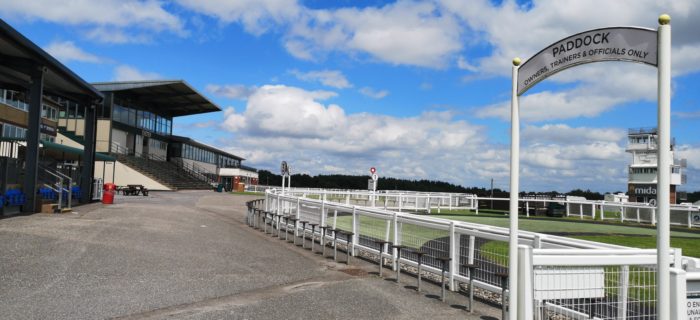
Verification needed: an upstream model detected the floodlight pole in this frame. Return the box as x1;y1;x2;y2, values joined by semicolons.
656;14;671;320
508;57;521;320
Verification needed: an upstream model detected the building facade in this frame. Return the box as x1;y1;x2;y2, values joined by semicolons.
626;127;687;203
168;135;258;191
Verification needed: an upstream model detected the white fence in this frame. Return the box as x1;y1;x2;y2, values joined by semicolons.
518;247;689;320
248;188;700;319
276;189;700;228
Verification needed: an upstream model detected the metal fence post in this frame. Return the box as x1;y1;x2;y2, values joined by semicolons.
525;201;529;217
352;206;358;256
517;245;533;320
616;265;630;320
620;204;624;223
321;199;327;245
688;208;693;228
265;191;269;211
669;268;687;320
449;222;458;291
392;212;398;271
296;198;301;236
468;235;475;265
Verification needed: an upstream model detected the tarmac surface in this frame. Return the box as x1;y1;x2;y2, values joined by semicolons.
0;191;500;320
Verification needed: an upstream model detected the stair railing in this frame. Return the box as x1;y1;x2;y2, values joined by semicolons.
110;141;130;155
171;158;217;186
39;165;73;211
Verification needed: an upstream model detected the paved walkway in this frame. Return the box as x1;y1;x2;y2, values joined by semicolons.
0;191;499;319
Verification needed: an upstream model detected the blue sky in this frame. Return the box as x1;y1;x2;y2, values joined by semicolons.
2;0;699;193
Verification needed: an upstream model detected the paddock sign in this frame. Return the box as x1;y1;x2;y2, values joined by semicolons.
517;27;657;95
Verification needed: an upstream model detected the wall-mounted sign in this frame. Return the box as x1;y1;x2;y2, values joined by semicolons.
632;184;657;196
40;123;56;135
518;27;657;95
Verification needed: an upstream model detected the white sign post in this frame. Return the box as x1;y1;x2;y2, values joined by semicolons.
280;161;291;195
370;168;378;207
510;15;671;320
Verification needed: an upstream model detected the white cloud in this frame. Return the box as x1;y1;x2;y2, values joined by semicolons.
290;69;352;89
175;0;300;35
677;145;700;170
1;0;185;43
43;41;105;64
674;110;700;119
113;65;162;81
359;87;389;99
217;83;638;192
457;56;478;72
206;84;258;100
523;124;625;144
287;1;463;67
475;63;657;122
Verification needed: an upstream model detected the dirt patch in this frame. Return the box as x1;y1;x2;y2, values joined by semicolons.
339;268;368;277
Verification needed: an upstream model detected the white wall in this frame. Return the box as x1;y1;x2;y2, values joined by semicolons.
135;134;143;155
218;167;258;179
112;128;128;153
94;160;171;191
56;132;84;150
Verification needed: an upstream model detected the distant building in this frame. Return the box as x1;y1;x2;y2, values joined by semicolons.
604;193;629;203
626;127;686;203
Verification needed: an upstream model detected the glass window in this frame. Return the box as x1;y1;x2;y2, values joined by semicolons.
2;123;27;139
128;108;136;126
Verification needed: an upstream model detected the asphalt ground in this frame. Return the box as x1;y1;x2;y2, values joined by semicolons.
0;191;501;320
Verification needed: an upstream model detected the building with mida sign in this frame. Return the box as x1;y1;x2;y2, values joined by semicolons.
626;127;686;203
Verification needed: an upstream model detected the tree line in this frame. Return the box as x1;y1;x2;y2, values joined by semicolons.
257;170;620;200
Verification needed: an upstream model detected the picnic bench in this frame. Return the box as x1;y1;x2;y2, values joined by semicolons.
121;184;149;196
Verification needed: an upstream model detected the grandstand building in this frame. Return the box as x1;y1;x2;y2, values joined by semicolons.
626;127;686;203
0;19;256;216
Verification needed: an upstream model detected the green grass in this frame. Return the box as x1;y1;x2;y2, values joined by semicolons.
572;235;700;258
329;208;700;259
431;209;700;238
229;191;264;196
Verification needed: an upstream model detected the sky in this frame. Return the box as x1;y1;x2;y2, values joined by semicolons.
1;0;699;193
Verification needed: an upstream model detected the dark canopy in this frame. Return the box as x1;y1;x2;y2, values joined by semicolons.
0;19;102;101
92;80;221;117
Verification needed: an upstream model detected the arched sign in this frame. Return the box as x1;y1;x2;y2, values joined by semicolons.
508;16;672;320
518;27;658;95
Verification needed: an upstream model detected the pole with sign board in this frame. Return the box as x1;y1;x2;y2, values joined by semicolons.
369;167;378;207
510;15;671;319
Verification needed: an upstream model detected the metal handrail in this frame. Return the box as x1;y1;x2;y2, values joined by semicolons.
39;165;72;210
110;141;130;155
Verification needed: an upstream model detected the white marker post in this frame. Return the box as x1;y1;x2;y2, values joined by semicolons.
508;57;521;320
370;167;378;207
656;14;671;320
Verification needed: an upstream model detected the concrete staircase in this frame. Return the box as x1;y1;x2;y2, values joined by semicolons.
114;154;213;190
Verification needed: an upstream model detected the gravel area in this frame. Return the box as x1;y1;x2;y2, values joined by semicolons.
0;191;502;320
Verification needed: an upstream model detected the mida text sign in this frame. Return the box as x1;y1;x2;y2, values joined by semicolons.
517;27;657;95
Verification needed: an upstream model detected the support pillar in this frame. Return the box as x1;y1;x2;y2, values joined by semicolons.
80;101;97;203
22;65;45;213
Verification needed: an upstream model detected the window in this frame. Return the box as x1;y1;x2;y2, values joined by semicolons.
42;104;58;121
40;133;55;142
2;123;27;139
1;89;29;112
